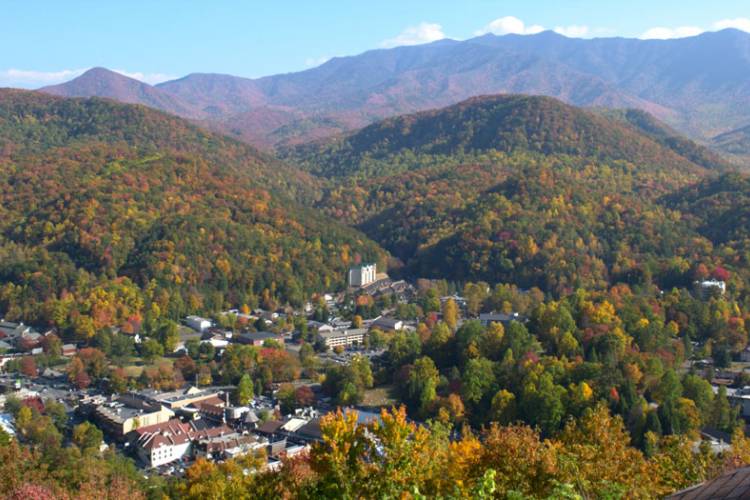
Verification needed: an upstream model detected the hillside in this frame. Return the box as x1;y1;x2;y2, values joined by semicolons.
293;96;738;293
664;172;750;247
37;29;750;152
0;89;385;333
286;95;727;179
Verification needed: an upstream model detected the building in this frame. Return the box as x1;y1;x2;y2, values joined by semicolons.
134;386;224;410
479;312;525;327
320;328;367;349
726;386;750;417
371;317;403;332
348;263;377;288
694;280;727;300
0;321;42;352
132;417;248;467
195;432;265;460
185;316;212;333
133;419;194;468
93;394;175;439
236;331;284;347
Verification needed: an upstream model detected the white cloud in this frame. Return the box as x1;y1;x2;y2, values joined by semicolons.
640;25;704;39
380;22;446;48
304;56;332;67
640;18;750;40
475;16;545;36
712;18;750;32
0;67;175;88
111;69;175;85
0;68;87;88
553;25;589;38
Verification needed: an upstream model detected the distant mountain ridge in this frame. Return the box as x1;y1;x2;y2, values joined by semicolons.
39;29;750;153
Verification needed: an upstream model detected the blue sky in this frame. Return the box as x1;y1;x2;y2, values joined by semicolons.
2;0;750;88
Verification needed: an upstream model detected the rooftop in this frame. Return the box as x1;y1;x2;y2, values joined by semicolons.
667;466;750;499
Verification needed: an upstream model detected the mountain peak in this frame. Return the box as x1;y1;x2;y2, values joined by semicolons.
39;67;201;118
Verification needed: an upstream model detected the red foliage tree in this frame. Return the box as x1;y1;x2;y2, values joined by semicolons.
19;357;38;377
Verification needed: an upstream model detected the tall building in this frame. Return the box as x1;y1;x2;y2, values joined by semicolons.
348;263;377;287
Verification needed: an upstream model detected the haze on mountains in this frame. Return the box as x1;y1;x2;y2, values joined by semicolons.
40;29;750;159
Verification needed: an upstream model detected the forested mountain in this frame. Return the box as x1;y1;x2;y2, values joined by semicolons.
0;89;385;336
285;95;728;178
291;95;744;294
38;29;750;152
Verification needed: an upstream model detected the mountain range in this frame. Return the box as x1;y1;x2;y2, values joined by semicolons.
2;76;750;318
39;29;750;157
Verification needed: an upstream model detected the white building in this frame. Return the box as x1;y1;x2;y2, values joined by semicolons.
348;263;377;288
694;280;727;299
185;316;212;332
320;328;368;349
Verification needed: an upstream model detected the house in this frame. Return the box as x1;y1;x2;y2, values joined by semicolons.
62;344;77;357
371;317;403;332
349;263;377;288
236;331;284;347
479;312;526;327
320;328;367;349
185;316;212;333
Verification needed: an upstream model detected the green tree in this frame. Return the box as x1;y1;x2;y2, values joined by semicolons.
406;356;440;417
140;338;164;363
236;373;254;405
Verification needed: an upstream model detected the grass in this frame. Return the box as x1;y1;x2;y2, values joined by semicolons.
361;384;398;409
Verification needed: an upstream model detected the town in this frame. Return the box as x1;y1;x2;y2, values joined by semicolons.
0;256;745;484
0;263;424;476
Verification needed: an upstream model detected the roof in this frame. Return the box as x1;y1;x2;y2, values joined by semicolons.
134;418;235;452
237;331;282;344
371;317;402;329
295;418;322;440
281;418;308;432
350;263;376;270
667;466;750;499
186;316;211;322
256;419;284;434
479;312;525;323
319;328;368;340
